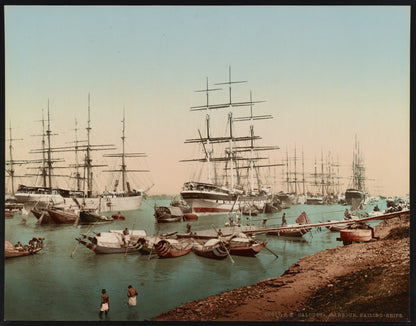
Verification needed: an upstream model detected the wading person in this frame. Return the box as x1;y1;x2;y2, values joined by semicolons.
127;285;138;306
100;289;109;317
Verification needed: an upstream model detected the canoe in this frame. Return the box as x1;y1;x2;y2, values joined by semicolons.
192;238;230;260
154;239;193;258
5;241;46;258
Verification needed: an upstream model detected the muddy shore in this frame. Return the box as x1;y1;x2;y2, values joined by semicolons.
152;215;410;322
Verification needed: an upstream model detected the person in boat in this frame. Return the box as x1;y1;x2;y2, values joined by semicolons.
186;223;191;233
281;213;287;226
217;229;223;237
15;241;23;250
122;228;130;247
127;285;138;306
100;289;110;317
373;205;380;212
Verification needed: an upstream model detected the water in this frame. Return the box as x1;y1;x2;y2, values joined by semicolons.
4;199;386;321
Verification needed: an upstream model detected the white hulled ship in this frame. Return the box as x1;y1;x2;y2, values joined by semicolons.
180;68;281;214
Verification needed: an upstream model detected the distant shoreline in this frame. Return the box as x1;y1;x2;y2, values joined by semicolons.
151;215;410;322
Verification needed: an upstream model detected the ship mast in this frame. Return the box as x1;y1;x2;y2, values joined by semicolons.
5;123;25;195
103;110;149;193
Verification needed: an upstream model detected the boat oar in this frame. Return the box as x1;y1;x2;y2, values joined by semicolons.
35;211;46;225
223;241;234;264
71;225;93;258
264;245;279;259
73;213;80;227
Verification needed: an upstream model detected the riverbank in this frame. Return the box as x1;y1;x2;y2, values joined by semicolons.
152;215;410;322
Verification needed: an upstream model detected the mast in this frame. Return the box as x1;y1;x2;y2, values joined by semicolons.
6;123;24;195
103;110;149;193
86;93;92;196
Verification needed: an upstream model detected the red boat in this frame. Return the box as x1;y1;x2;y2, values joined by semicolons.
338;228;373;245
5;211;14;219
111;212;125;220
183;213;198;221
154;239;193;258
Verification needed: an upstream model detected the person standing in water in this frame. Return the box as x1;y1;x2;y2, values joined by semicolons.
127;285;138;306
100;289;109;317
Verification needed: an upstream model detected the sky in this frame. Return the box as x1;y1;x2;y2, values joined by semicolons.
4;5;410;197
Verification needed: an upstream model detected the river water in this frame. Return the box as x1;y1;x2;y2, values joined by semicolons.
4;199;385;321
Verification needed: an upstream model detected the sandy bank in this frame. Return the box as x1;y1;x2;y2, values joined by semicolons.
151;215;410;322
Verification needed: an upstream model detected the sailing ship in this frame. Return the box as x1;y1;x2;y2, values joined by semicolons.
180;68;281;214
345;135;366;205
14;96;150;213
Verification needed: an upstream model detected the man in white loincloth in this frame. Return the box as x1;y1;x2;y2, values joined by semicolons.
127;285;138;306
100;289;109;317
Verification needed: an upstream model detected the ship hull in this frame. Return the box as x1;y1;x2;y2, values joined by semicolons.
345;189;365;205
181;190;272;214
16;191;143;213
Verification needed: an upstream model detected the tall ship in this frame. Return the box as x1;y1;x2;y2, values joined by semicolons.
180;68;280;214
345;135;366;205
14;96;150;213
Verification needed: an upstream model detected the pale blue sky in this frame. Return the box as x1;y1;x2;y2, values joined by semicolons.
5;6;410;196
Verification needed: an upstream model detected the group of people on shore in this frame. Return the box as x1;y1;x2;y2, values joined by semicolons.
14;237;44;252
100;285;139;317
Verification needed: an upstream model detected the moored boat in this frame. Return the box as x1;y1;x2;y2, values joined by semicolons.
267;212;312;237
75;229;147;254
154;206;183;223
47;207;78;224
79;209;113;224
228;233;266;257
338;228;373;244
154;238;193;258
192;238;230;260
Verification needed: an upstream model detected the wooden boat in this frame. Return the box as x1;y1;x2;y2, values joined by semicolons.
47;207;78;224
5;240;46;258
32;206;54;224
228;233;266;257
170;199;192;213
154;238;193;258
79;209;113;224
326;212;360;232
264;202;281;214
267;212;312;237
130;232;178;255
76;229;147;254
154;206;183;223
192;238;230;260
338;228;373;245
183;213;198;221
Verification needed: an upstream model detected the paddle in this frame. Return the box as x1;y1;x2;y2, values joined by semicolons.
263;245;279;259
71;225;93;258
125;223;135;257
36;211;45;225
73;213;80;227
211;224;234;264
